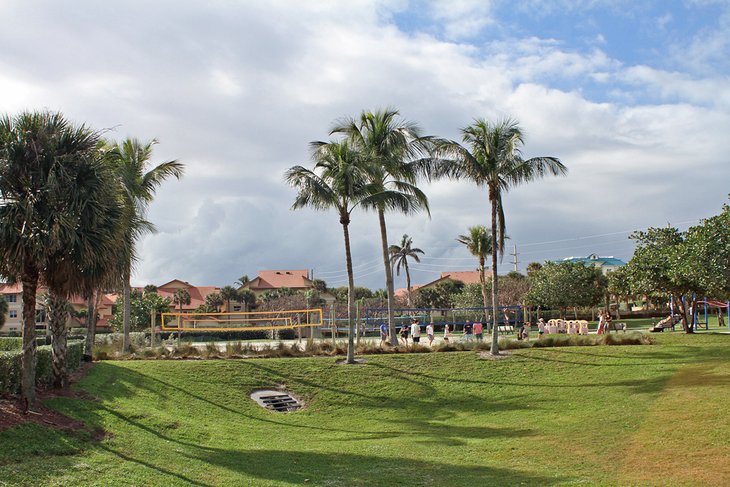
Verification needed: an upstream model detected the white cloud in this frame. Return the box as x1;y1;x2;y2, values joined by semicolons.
0;1;727;288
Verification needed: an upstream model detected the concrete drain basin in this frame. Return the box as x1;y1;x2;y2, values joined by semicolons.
251;390;302;412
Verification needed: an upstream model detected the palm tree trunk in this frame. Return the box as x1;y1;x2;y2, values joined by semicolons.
479;257;489;322
405;259;412;307
48;292;69;388
21;261;40;410
490;200;500;355
83;291;97;362
122;270;131;353
377;208;398;346
341;212;356;364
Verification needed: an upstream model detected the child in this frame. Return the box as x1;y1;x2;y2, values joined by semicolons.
426;322;435;346
537;318;545;338
443;324;450;342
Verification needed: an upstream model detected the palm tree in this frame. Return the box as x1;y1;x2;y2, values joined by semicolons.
204;292;224;312
219;285;239;313
236;275;250;287
434;118;567;354
0;111;121;404
109;138;184;353
173;288;191;315
388;234;424;307
285;141;373;364
331;108;432;345
457;226;493;321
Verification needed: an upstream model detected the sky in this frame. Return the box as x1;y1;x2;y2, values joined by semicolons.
1;0;728;291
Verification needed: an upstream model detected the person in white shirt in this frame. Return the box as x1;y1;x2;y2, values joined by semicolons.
443;324;450;342
426;322;435;346
411;320;421;344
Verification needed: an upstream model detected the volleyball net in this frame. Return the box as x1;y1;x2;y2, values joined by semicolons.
161;308;323;332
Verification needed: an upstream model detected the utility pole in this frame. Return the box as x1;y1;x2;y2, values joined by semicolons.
510;244;519;273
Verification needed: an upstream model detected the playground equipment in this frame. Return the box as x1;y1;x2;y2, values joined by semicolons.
161;308;323;332
693;299;730;331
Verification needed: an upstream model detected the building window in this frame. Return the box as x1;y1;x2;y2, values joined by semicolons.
7;294;17;303
9;310;17;318
233;306;241;312
36;309;46;323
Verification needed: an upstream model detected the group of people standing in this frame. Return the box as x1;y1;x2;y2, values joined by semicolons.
596;310;613;334
379;319;487;347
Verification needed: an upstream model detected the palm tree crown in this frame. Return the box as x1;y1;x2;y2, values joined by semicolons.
388;234;424;306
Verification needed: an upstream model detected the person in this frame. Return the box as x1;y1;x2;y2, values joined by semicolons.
399;323;409;346
464;320;473;341
379;322;388;344
605;311;613;332
537;318;545;338
523;322;530;340
517;323;525;340
426;322;435;346
411;319;421;344
597;311;605;335
443;324;450;342
473;320;483;341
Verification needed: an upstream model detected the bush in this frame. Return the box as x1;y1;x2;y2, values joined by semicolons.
0;340;84;395
0;337;22;351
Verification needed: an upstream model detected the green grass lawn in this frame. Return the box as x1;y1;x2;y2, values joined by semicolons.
1;333;728;486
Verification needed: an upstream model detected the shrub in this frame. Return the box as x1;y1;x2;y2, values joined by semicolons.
0;340;84;395
0;337;23;351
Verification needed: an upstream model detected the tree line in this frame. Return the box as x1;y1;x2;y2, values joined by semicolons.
0;111;184;409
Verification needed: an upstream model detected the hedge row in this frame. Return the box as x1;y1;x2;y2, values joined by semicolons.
0;336;52;351
0;340;84;395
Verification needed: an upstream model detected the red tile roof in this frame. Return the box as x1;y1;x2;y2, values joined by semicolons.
439;271;487;285
157;283;220;311
245;270;313;290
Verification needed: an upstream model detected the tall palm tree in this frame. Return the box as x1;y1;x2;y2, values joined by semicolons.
388;234;424;307
219;285;239;313
204;292;224;312
331;108;432;345
285;141;373;364
109;138;184;353
0;111;121;405
457;226;493;321
434;118;567;354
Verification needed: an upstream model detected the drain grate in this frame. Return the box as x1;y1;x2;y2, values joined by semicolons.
251;390;302;412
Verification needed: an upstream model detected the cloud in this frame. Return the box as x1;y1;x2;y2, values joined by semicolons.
0;1;727;290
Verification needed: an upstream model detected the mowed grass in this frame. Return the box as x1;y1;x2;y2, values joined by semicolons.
0;333;728;486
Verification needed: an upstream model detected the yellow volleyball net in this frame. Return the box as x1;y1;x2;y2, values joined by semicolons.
161;308;324;332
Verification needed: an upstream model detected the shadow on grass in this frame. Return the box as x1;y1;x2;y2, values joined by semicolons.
368;359;671;395
183;448;567;486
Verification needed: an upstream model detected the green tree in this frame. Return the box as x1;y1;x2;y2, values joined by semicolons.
286;141;373;363
415;280;465;309
389;234;424;307
626;227;693;331
456;225;493;322
434;118;567;354
607;266;632;318
312;279;328;293
109;290;171;332
332;108;432;346
236;274;250;287
172;288;191;315
0;111;122;404
526;261;606;318
143;284;158;294
238;289;257;312
679;202;730;301
109;138;184;353
219;285;240;312
204;292;224;312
